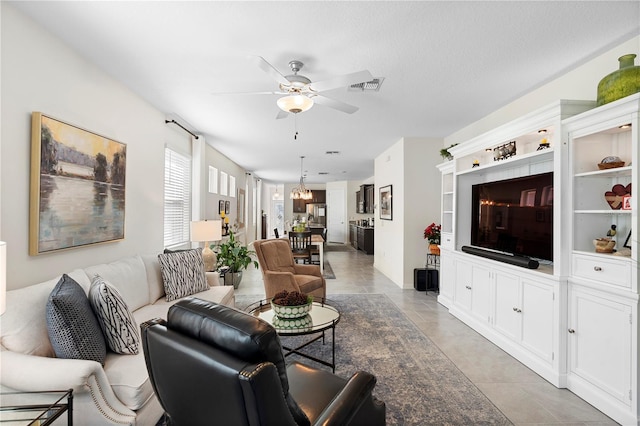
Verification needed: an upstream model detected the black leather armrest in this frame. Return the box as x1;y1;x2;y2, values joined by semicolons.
313;371;377;426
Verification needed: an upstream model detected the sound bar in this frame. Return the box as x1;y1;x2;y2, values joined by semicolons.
461;245;539;269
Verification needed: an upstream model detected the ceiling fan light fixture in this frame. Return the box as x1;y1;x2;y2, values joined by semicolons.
277;94;313;114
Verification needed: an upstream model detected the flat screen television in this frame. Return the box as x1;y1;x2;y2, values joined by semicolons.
470;172;553;262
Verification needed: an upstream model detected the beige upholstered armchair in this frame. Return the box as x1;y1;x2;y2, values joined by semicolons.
253;238;326;300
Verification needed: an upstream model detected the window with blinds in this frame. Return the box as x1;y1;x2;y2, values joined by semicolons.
163;148;191;248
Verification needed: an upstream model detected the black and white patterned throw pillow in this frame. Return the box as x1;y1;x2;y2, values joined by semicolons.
158;249;209;301
89;275;140;355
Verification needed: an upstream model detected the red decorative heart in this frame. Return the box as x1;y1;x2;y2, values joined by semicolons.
604;183;631;210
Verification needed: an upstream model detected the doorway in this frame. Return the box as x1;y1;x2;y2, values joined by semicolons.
327;189;346;243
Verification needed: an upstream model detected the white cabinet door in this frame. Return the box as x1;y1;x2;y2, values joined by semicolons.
439;249;454;302
494;272;521;341
470;264;492;324
454;259;473;310
521;279;554;363
569;286;632;406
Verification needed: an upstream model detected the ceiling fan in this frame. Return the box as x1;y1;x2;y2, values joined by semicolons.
240;56;373;119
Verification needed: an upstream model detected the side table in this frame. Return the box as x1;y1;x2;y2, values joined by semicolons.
425;253;440;293
0;389;73;425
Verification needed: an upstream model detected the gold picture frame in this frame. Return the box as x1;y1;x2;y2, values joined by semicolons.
30;112;126;255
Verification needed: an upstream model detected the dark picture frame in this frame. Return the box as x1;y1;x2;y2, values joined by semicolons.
225;200;230;214
29;112;126;255
219;200;225;214
379;185;393;220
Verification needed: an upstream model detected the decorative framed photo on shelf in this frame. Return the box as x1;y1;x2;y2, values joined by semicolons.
379;185;393;220
29;112;127;255
225;200;230;214
219;200;225;214
622;195;632;210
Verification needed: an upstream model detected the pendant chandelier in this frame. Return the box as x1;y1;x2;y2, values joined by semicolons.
290;156;313;200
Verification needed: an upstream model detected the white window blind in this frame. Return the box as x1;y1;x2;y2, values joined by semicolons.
164;148;191;248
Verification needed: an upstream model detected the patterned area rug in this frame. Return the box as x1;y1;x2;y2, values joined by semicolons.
324;243;355;252
234;293;511;425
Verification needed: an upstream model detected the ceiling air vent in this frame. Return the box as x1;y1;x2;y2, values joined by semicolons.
349;77;385;92
325;151;340;155
318;172;329;175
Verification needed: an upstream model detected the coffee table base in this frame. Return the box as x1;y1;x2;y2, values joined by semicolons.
282;328;336;373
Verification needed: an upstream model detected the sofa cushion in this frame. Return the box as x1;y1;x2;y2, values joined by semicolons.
89;275;140;355
46;274;107;365
103;350;154;411
141;254;165;303
152;285;235;309
157;249;209;302
1;269;89;357
85;255;150;312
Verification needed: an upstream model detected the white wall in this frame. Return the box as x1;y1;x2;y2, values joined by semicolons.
374;137;442;288
446;35;640;146
0;4;249;289
402;138;442;286
374;140;405;284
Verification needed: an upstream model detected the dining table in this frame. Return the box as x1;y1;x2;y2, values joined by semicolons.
310;234;325;275
282;233;325;275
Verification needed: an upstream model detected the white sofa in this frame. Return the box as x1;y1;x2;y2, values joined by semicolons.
0;253;235;425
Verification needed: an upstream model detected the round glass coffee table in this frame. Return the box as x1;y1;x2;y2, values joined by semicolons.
246;298;340;372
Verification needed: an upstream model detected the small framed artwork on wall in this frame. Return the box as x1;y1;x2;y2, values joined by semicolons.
225;200;230;214
219;200;225;215
379;185;392;220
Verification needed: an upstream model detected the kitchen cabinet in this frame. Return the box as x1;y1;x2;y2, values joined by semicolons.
311;190;326;204
293;190;326;214
365;185;374;213
293;199;306;213
356;226;374;254
349;224;357;249
356;185;373;214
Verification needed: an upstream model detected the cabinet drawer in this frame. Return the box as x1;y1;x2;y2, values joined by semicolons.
572;254;631;288
440;232;454;250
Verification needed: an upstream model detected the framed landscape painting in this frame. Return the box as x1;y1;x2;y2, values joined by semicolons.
380;185;392;220
30;112;126;255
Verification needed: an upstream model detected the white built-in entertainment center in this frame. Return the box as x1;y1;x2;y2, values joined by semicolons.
437;94;639;425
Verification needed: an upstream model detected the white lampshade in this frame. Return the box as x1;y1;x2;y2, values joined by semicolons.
190;220;222;243
190;221;222;272
0;241;6;315
277;94;314;114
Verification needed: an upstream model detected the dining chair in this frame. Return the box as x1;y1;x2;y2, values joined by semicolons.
288;231;312;264
274;228;280;238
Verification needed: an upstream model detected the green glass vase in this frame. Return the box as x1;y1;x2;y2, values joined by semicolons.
597;54;640;106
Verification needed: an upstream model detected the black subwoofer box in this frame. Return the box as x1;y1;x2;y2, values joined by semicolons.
414;268;439;292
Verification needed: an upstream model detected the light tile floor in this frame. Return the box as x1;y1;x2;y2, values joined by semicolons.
236;245;618;425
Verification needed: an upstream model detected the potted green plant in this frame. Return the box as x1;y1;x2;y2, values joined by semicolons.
440;143;458;161
212;230;258;289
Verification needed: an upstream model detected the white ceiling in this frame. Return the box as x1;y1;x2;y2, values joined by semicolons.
11;1;640;184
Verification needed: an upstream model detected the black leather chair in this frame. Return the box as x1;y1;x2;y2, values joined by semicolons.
141;297;385;426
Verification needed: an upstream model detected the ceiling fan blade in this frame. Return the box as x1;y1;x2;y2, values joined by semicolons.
275;110;289;120
309;70;373;92
252;56;290;86
211;90;286;96
312;94;359;114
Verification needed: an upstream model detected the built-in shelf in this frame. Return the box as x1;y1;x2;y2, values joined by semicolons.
574;209;632;214
574;166;632;178
456;148;554;176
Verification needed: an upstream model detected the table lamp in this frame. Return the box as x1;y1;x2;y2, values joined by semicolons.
190;220;222;272
0;241;6;315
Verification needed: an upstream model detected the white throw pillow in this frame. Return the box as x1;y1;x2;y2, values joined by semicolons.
157;249;209;302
